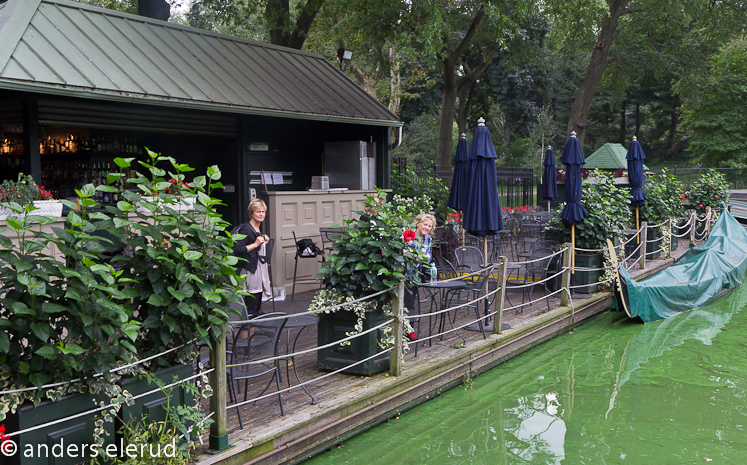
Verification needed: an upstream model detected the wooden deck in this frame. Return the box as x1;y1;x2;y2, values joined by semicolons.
192;241;692;465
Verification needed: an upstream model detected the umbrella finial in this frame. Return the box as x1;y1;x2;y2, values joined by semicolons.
460;133;466;139
570;131;577;138
548;145;552;150
478;117;486;127
632;135;638;141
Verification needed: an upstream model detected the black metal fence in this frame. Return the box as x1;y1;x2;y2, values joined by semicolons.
649;167;747;190
393;158;535;208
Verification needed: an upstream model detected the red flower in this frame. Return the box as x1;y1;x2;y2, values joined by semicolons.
0;424;8;442
700;204;704;208
680;194;685;200
716;195;719;199
403;230;416;242
709;183;714;187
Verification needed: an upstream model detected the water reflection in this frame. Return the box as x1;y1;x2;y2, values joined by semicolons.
306;279;747;465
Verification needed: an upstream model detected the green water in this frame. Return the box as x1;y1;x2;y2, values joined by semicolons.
306;283;747;464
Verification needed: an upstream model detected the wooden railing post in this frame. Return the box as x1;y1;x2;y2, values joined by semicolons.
390;280;405;377
209;323;230;453
690;212;696;244
667;217;672;259
493;257;508;335
561;243;571;307
640;222;648;270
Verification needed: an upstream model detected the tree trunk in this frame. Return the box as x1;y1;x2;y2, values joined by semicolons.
266;0;325;49
138;0;170;21
389;46;401;115
454;81;476;137
437;53;458;168
566;0;630;146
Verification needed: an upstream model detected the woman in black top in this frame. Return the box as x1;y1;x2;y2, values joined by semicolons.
232;199;272;316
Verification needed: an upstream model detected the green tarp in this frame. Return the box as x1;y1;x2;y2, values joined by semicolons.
620;204;747;323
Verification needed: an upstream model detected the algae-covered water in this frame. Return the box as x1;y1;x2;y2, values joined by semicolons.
306;282;747;464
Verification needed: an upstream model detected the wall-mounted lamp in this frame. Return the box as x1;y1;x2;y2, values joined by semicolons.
337;48;353;71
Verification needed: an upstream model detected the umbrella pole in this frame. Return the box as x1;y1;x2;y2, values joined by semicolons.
571;224;576;275
547;200;551;212
636;207;640;243
483;236;488;266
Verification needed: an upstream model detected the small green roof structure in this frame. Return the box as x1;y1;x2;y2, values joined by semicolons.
585;142;648;170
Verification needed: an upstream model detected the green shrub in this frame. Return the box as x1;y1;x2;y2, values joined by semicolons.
640;169;685;225
550;170;631;250
0;149;242;419
685;169;730;213
391;166;453;224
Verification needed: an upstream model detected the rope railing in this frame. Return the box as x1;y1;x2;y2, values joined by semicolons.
225;318;393;368
646;219;669;229
225;348;393;411
0;342;192;396
5;368;213;438
503;287;566;313
507;247;566;266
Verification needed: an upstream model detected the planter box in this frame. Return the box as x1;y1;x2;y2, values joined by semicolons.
646;228;662;259
317;306;390;376
0;201;63;221
571;252;602;294
0;364;193;465
137;196;196;213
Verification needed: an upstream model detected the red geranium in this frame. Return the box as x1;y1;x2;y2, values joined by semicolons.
403;230;416;242
0;424;8;442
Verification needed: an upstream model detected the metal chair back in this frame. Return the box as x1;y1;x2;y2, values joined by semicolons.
455;246;485;271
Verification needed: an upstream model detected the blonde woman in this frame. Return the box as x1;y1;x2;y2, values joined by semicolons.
403;212;436;340
232;199;272;316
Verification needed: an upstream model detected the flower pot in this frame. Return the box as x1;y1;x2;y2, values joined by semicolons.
137;196;196;213
317;306;390;376
571;252;602;294
646;228;663;259
0;365;193;465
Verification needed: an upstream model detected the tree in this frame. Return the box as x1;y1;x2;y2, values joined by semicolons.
682;38;747;167
138;0;170;20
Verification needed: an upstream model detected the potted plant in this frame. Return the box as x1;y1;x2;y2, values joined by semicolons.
0;149;243;463
0;173;61;220
549;170;630;293
312;189;427;375
640;169;685;254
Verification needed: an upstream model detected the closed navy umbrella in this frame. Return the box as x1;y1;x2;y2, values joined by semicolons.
463;117;504;262
626;135;647;240
541;146;558;212
447;133;470;212
560;132;588;273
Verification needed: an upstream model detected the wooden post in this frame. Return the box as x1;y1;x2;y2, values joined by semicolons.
667;217;672;259
690;211;696;244
209;323;230;452
493;257;508;335
561;243;572;307
640;222;648;270
705;206;711;238
390;280;405;377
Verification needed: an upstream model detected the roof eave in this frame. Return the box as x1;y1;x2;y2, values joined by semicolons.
0;80;403;127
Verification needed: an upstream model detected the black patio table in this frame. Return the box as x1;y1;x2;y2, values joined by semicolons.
418;280;470;343
251;314;318;405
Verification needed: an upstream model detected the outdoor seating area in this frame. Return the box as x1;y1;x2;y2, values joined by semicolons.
194;227;696;458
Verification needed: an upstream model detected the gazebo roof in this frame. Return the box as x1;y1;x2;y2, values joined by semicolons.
585;142;648;170
0;0;401;126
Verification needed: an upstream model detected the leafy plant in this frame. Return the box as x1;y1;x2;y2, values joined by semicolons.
316;188;428;300
640;169;685;224
549;170;631;250
685;169;730;213
0;149;242;422
391;165;453;224
103;373;211;465
0;173;53;206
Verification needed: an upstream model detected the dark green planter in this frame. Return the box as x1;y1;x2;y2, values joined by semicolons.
671;234;679;251
646;228;662;259
1;365;193;465
317;306;390;375
571;252;602;294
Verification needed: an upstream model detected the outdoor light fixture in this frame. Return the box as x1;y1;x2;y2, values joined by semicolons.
337;48;353;70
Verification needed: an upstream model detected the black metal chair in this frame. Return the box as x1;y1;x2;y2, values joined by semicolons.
519;219;542;254
264;238;276;312
517;238;560;261
455;246;485;272
319;227;344;255
520;248;555;311
229;312;288;429
292;231;324;301
448;264;495;340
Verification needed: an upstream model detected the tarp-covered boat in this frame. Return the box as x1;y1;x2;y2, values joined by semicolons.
613;204;747;323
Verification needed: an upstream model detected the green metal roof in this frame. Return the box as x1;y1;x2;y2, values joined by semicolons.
585;142;648;170
0;0;401;127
